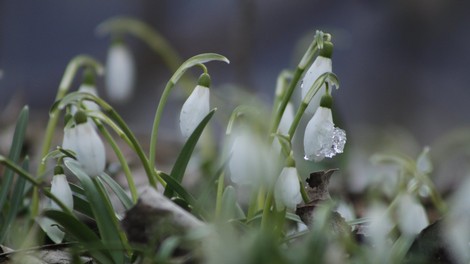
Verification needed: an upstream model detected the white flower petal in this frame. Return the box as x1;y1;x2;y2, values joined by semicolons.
179;85;210;139
274;167;302;211
396;194;429;236
228;127;277;186
50;174;73;210
301;56;332;115
63;121;106;176
105;43;135;103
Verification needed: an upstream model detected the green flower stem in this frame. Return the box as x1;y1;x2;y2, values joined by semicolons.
102;106;158;188
271;70;293;122
214;172;225;219
0;155;74;216
300;180;310;203
269;67;304;142
34;55;103;218
148;53;229;183
247;191;260;221
260;190;274;230
95;121;138;203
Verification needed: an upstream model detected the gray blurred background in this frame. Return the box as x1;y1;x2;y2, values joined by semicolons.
1;0;470;145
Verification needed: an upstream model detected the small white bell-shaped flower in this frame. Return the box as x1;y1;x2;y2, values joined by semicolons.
301;43;333;115
303;94;346;162
228;126;277;187
38;165;74;243
274;166;302;211
62;111;106;176
396;193;429;236
179;73;211;139
105;40;135;103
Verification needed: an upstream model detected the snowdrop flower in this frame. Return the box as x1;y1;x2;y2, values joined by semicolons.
179;73;211;139
301;43;333;115
274;167;302;211
105;40;135;103
229;126;277;187
38;166;73;243
396;194;429;236
303;94;346;162
62;111;106;176
444;176;470;263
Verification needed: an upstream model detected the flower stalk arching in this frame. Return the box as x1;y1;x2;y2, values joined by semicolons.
33;55;103;219
269;31;331;142
55;91;158;187
38;55;103;177
148;54;229;179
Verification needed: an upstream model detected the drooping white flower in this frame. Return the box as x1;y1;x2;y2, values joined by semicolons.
228;126;277;187
301;44;333;115
303;106;346;162
396;194;429;236
38;168;74;244
51;173;74;210
444;176;470;263
62;113;106;177
179;74;211;139
105;41;135;103
274;167;302;211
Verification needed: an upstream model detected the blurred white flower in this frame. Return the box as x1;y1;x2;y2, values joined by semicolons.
62;116;106;177
274;167;302;211
228;127;277;187
364;204;393;261
303;106;346;162
77;84;100;112
179;85;210;139
396;194;429;236
105;41;135;103
416;146;433;174
301;50;332;115
444;176;470;263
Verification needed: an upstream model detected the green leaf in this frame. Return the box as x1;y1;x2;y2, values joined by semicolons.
0;106;28;243
43;210;115;264
69;183;94;219
169;54;229;85
160;172;197;209
164;109;216;198
0;158;28;242
98;172;133;210
65;159;125;263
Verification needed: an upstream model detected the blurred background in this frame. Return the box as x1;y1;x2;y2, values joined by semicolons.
1;1;470;191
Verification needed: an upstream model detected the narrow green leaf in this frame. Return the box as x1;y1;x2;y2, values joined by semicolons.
98;172;133;210
164;109;216;197
160;172;197;209
0;106;28;211
44;210;114;264
0;158;28;242
65;160;125;263
169;54;229;85
70;183;94;219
